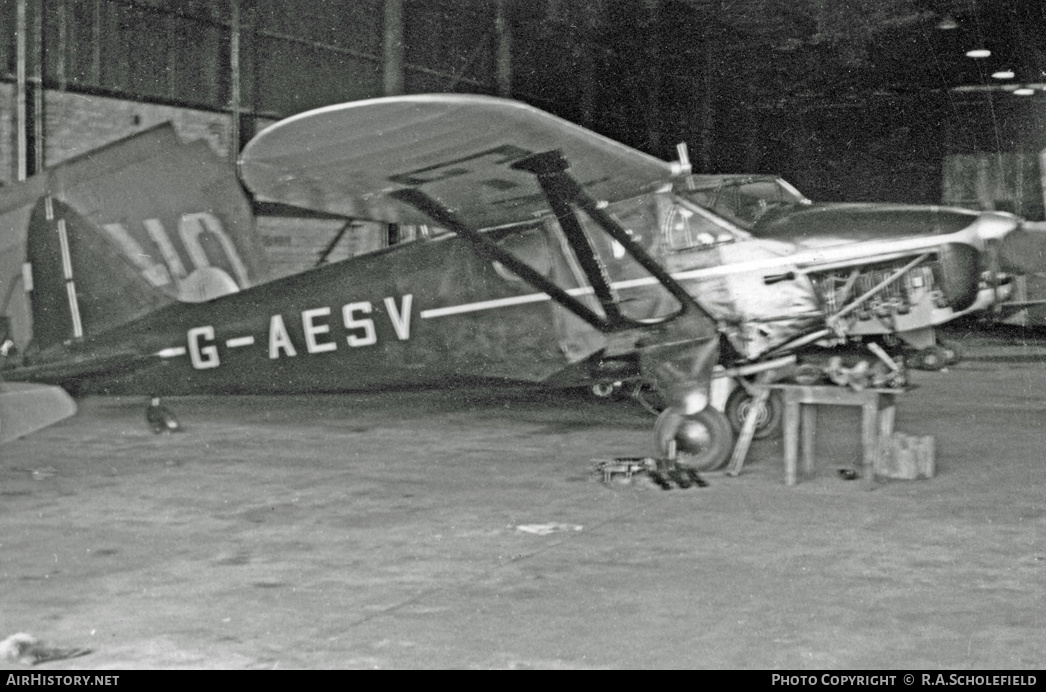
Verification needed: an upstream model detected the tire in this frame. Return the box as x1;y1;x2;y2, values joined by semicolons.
910;346;947;371
793;364;825;385
724;387;783;440
653;407;735;472
936;339;962;366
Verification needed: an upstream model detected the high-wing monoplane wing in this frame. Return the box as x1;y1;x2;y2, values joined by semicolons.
239;94;685;230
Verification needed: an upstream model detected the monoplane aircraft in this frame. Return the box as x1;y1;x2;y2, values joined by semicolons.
0;95;1040;470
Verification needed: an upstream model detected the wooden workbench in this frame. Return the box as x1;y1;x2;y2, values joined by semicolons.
727;383;906;486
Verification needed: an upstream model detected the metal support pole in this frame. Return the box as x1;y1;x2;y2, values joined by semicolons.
698;36;715;172
16;0;27;181
30;0;43;175
384;0;404;96
495;0;512;97
229;0;241;162
645;0;661;155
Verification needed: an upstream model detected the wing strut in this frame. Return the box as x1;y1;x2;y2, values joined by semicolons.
393;149;714;334
315;220;356;267
514;154;627;328
393;149;721;416
390;187;612;332
510;150;707;325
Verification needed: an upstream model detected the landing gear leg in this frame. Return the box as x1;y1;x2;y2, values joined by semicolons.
628;380;666;415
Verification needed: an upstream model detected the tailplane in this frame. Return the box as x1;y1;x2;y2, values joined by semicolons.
0;382;76;443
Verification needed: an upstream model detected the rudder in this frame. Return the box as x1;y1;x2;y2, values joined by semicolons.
24;195;175;349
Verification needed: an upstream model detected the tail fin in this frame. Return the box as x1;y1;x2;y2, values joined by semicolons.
25;195;174;347
19;124;266;351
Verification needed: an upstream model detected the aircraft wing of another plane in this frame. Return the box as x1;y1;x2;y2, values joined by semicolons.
239;94;683;230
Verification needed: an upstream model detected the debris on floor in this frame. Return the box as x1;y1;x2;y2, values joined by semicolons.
515;523;583;535
593;457;708;490
7;466;59;481
0;632;92;666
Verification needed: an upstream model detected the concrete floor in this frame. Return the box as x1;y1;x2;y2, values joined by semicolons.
1;331;1045;669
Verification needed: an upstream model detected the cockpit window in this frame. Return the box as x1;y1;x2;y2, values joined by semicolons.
679;176;809;230
663;201;740;252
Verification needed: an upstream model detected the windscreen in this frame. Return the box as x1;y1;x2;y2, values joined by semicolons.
679;176;809;230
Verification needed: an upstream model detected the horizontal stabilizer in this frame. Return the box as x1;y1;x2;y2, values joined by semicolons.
0;382;77;443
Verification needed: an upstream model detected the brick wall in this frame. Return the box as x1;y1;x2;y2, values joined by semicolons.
256;216;387;280
43;91;234;166
0;83;13;186
0;84;389;278
0;83;284;185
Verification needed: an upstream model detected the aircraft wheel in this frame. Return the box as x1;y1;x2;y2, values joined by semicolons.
654;407;735;472
793;364;825;385
937;339;962;366
909;346;947;371
591;382;617;398
724;387;783;440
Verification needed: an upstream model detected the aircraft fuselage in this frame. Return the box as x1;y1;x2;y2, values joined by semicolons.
52;231;582;395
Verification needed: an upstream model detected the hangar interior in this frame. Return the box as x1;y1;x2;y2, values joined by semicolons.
2;4;1046;669
1;0;1045;278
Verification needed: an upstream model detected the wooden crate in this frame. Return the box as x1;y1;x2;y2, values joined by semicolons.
876;432;936;480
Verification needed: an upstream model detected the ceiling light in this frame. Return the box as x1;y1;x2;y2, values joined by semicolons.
937;16;958;30
992;70;1015;80
1013;87;1035;96
966;49;991;59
